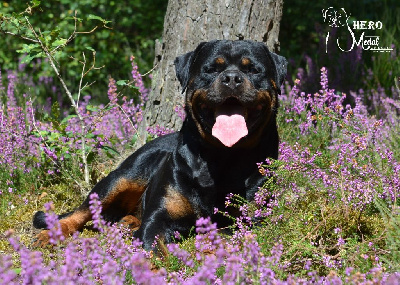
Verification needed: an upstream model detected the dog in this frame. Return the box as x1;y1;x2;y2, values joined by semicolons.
33;40;287;250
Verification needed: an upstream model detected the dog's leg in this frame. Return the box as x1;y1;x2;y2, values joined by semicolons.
32;172;147;247
133;154;198;251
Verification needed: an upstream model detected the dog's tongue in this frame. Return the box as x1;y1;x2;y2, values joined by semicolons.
212;114;248;147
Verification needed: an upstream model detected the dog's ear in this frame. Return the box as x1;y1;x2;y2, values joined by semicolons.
174;42;208;93
261;44;287;93
268;51;287;94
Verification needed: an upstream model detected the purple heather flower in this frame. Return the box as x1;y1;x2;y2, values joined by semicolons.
167;243;194;267
130;56;150;103
44;202;65;244
337;237;346;246
107;76;118;104
89;192;106;232
0;254;17;282
174;104;186;121
174;231;181;240
6;71;17;108
147;125;174;137
304;260;312;270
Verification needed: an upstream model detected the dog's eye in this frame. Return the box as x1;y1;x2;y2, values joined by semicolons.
249;67;260;74
205;66;218;74
242;64;260;75
247;66;260;74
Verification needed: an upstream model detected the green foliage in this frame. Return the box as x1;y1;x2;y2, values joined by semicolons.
249;73;399;277
33;101;107;178
365;5;400;91
375;199;400;271
0;0;167;103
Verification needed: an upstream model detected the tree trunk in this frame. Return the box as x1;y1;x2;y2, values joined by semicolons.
137;0;284;146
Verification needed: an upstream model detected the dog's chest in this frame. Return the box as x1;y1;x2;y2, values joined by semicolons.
176;145;261;196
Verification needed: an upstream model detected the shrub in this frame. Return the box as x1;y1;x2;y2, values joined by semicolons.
0;56;148;197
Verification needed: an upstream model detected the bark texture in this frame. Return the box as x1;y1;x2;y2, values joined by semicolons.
137;0;284;145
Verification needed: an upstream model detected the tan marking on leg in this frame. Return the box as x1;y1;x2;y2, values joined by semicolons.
102;178;147;214
32;209;91;248
164;186;194;219
33;178;146;248
59;209;91;235
120;215;141;230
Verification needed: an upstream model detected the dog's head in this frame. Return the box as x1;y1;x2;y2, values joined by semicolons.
174;40;287;148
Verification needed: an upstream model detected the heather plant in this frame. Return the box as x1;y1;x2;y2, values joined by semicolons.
0;54;148;199
2;194;400;284
1;3;122;185
0;3;151;228
1;8;400;280
1;62;400;283
254;67;400;277
0;69;44;200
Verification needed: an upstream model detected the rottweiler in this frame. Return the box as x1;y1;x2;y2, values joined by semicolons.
33;40;287;250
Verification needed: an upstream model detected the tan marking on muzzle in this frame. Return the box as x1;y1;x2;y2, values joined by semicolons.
270;79;277;90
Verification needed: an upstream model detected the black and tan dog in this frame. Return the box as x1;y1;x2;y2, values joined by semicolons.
33;40;287;250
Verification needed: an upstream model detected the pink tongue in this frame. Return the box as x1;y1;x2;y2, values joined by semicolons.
212;114;248;147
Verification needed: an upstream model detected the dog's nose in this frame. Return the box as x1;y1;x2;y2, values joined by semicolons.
221;71;243;89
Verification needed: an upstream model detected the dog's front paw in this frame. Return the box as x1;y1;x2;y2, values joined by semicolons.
120;215;141;231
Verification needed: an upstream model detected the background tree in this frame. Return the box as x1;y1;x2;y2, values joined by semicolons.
137;0;284;145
